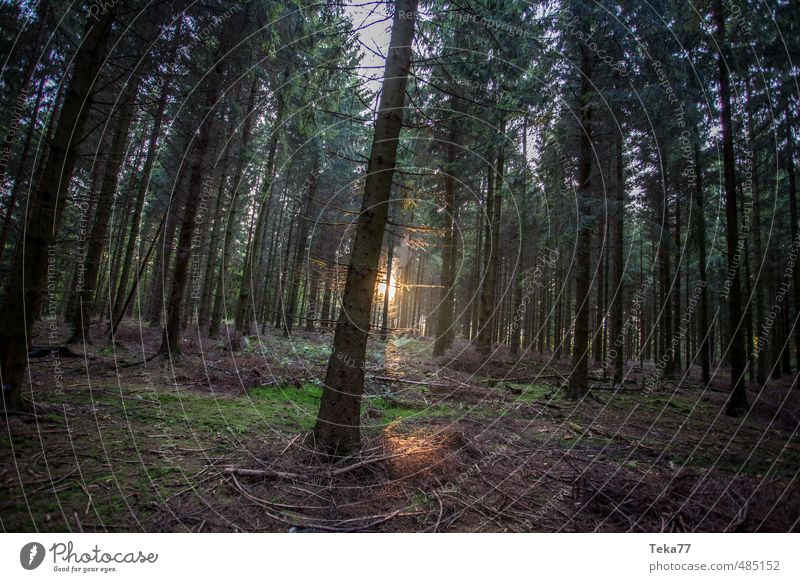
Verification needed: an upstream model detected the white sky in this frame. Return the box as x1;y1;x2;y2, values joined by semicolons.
343;1;393;96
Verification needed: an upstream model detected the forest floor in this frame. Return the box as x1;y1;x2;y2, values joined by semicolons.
2;319;799;532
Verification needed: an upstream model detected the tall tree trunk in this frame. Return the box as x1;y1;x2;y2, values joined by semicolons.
274;206;298;329
0;71;48;262
658;178;674;377
262;171;292;329
197;144;231;331
672;193;682;373
160;123;217;354
0;11;114;410
692;141;711;385
234;101;282;333
491;147;504;345
475;146;504;353
314;0;418;455
110;123;163;327
159;16;235;353
785;109;800;373
745;86;767;385
209;77;258;336
433;121;457;356
146;184;181;326
610;135;625;384
510;121;528;358
305;262;320;332
381;232;395;340
68;78;139;344
469;197;484;339
111;18;180;334
594;217;606;365
319;274;332;329
714;0;748;414
567;47;593;400
283;155;320;337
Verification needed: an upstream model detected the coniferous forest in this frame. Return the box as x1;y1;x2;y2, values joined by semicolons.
1;0;799;533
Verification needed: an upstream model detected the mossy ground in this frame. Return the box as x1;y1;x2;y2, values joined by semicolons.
2;326;798;531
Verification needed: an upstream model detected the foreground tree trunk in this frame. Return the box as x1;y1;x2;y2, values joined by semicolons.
566;46;593;401
314;0;418;456
0;11;114;410
713;0;748;415
0;72;48;262
0;1;50;262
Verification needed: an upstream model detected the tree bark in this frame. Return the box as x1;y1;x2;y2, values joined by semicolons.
713;0;748;415
610;135;625;384
785;109;800;373
567;46;593;401
0;11;114;410
314;0;418;455
692;140;711;386
744;84;767;385
0;71;48;262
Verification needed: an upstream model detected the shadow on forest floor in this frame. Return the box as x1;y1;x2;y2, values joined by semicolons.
2;320;799;532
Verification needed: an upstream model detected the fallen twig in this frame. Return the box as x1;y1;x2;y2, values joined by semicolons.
227;474;412;532
223;467;303;480
370;375;449;387
224;450;408;481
